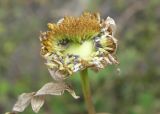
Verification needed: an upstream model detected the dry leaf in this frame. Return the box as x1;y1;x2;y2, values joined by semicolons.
65;85;80;99
66;89;80;99
10;82;79;114
35;82;79;99
12;92;35;112
35;82;66;96
31;96;45;113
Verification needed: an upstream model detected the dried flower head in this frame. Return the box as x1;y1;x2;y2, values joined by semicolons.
40;12;118;80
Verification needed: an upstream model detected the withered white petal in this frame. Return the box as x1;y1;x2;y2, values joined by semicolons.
106;16;116;35
57;18;64;25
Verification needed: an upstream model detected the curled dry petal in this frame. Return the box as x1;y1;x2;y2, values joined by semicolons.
105;17;116;35
12;92;35;112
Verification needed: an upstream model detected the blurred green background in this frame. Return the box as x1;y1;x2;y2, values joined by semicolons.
0;0;160;114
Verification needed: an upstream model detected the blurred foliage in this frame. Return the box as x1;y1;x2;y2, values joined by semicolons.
0;0;160;114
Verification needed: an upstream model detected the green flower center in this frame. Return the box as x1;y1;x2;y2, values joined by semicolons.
64;40;94;60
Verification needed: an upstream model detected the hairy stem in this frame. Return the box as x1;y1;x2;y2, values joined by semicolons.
80;69;96;114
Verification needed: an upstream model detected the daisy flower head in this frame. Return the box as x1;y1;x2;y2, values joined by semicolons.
40;12;118;80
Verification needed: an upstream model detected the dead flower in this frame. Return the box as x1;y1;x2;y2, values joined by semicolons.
40;12;118;80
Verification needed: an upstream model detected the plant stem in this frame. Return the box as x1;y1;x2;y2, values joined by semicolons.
80;69;96;114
